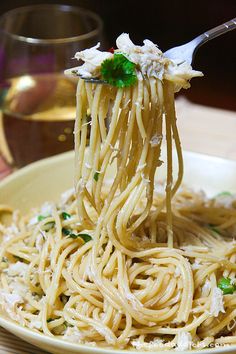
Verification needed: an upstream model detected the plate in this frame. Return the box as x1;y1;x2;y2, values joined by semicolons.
1;150;236;354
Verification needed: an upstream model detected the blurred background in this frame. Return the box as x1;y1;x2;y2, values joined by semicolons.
0;0;235;174
1;0;235;110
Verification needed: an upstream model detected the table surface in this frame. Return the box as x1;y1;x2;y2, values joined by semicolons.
0;98;236;353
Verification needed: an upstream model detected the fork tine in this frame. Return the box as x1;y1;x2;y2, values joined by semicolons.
82;77;107;84
64;67;106;84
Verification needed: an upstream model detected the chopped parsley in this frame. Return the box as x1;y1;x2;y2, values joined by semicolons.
208;224;221;235
101;53;137;88
61;212;71;220
216;191;232;197
62;228;92;242
38;215;47;222
218;277;236;295
93;172;100;182
62;228;71;236
70;233;92;242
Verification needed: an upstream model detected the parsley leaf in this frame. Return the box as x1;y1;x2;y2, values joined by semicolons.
218;277;236;295
38;215;47;222
61;212;71;220
62;228;92;243
101;53;137;88
93;172;100;182
62;228;71;236
208;224;221;235
70;233;92;243
216;191;232;197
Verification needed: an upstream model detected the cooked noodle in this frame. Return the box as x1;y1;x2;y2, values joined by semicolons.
1;35;236;351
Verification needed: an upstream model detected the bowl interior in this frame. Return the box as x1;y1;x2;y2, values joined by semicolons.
1;150;236;354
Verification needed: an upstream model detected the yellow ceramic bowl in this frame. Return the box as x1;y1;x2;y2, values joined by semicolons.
1;150;236;354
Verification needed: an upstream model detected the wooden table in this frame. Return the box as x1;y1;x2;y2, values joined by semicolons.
0;99;236;353
176;98;236;160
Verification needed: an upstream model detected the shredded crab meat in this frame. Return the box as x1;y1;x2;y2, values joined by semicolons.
66;33;202;92
70;43;112;78
210;287;225;317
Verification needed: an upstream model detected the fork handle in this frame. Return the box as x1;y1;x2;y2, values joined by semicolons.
194;18;236;48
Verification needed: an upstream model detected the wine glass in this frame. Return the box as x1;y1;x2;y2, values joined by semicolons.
0;4;104;168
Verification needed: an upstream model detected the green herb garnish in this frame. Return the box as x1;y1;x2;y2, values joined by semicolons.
70;233;92;243
47;318;53;323
62;228;71;236
38;215;47;222
208;224;221;235
101;53;137;88
61;212;71;220
62;228;92;242
93;172;100;182
216;191;232;197
218;277;236;295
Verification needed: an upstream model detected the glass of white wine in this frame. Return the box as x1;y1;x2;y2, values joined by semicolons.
0;4;104;168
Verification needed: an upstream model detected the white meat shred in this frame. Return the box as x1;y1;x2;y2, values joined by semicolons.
175;331;192;351
210;287;225;317
64;326;96;346
66;33;202;92
201;278;211;297
6;261;28;277
66;43;112;78
150;134;162;147
0;291;23;307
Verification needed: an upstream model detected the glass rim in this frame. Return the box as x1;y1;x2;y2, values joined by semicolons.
0;4;103;44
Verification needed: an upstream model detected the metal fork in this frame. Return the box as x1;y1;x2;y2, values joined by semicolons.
66;69;106;84
69;17;236;83
164;17;236;64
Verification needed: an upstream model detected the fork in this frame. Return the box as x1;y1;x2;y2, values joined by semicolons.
71;17;236;84
164;17;236;64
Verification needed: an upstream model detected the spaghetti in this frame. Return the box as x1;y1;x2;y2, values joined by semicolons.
1;34;236;351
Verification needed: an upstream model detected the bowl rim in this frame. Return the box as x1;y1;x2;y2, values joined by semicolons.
1;314;236;354
1;149;236;190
